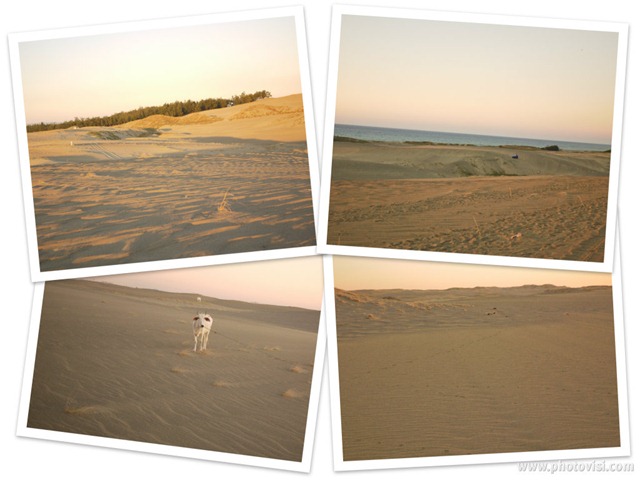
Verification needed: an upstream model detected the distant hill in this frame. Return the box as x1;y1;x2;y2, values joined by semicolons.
27;90;272;132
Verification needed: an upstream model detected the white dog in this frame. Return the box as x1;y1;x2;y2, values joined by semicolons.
192;312;213;352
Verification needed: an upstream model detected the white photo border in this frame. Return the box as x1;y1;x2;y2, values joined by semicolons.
317;5;629;274
9;6;322;283
16;264;327;473
324;232;629;471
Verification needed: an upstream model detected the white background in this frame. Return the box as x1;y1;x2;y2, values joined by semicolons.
1;1;637;478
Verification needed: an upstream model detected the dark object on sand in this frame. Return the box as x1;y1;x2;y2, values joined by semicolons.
511;154;519;159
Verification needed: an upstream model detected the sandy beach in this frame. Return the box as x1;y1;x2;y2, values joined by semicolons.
27;278;320;461
28;94;315;271
327;141;610;261
335;284;619;461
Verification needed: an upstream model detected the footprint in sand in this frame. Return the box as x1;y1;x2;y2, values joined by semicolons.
64;403;110;416
281;388;305;399
162;329;181;335
211;380;232;388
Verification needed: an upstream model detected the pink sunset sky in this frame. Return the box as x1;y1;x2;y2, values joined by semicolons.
19;16;301;124
335;15;619;144
333;256;611;291
89;256;323;311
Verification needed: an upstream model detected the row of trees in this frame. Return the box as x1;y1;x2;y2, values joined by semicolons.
229;90;272;106
27;90;272;133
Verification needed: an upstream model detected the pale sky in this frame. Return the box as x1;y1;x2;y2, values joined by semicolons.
336;15;619;144
333;256;611;291
19;16;301;124
89;256;323;311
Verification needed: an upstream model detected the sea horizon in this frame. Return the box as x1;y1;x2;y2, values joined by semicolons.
335;123;611;152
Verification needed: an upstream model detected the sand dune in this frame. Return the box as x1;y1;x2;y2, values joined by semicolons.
123;94;306;142
331;141;610;180
335;285;620;461
27;94;315;272
327;141;610;262
27;279;320;461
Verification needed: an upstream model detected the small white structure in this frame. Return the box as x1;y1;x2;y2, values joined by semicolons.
192;312;213;352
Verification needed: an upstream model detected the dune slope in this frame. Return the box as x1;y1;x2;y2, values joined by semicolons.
27;280;320;461
331;141;610;181
336;285;620;460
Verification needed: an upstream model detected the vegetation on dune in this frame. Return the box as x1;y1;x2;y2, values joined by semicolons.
499;144;562;151
333;135;371;143
403;140;438;145
87;127;160;140
335;136;567;152
335;137;610;154
27;90;272;133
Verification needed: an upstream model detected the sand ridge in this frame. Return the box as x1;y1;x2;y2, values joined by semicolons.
123;94;306;142
335;285;620;460
331;141;610;180
27;279;320;461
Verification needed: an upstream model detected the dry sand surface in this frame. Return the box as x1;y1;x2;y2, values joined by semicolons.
335;285;619;461
327;141;611;261
27;94;315;271
27;279;320;461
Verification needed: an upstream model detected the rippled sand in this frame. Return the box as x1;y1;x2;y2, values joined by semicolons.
27;279;320;461
27;94;316;272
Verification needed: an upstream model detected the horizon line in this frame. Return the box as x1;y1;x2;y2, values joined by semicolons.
336;122;612;147
82;278;321;313
335;284;611;292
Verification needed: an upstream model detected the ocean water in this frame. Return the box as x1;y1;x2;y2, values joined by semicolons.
334;124;610;152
